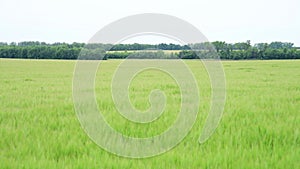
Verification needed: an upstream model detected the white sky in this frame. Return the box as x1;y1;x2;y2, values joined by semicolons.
1;0;299;46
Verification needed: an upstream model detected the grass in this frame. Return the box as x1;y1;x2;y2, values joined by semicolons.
0;59;299;168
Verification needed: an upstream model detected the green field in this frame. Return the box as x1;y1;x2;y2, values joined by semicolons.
0;59;299;168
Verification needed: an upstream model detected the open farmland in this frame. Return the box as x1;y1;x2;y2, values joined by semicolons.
0;59;299;168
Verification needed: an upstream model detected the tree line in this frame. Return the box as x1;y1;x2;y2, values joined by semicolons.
0;41;299;60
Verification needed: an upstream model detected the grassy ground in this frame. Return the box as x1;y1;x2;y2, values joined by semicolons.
0;59;299;168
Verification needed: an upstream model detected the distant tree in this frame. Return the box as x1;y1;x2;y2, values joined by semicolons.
212;41;227;52
0;42;8;46
10;42;17;46
233;41;251;51
269;42;294;49
0;41;299;60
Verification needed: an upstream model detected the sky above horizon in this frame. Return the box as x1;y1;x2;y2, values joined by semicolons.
1;0;299;46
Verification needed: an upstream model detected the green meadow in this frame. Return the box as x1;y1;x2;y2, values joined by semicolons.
0;59;299;168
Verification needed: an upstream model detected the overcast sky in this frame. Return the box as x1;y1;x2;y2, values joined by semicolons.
1;0;299;46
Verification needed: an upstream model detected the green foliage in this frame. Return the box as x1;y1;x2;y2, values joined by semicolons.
0;41;299;60
178;40;300;60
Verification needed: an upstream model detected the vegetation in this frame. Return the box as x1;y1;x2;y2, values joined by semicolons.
0;41;300;60
0;59;299;168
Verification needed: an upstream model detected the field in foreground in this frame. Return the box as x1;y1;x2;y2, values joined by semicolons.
0;59;299;169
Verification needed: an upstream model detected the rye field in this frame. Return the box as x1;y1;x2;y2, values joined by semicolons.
0;59;299;168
